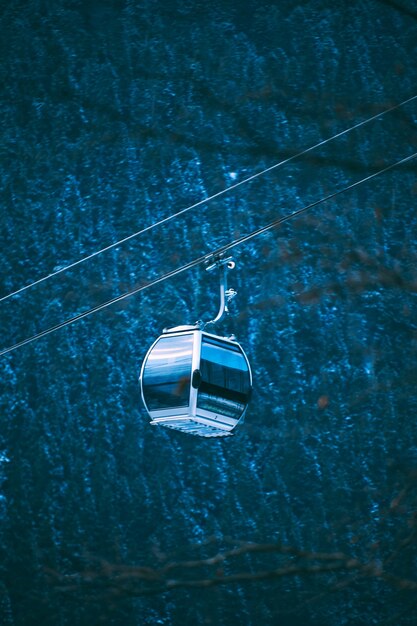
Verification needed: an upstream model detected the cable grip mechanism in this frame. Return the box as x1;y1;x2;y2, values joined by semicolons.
204;255;237;327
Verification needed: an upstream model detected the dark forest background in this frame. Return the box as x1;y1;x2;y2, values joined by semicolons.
1;0;417;624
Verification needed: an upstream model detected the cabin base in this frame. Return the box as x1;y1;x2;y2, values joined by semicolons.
150;417;234;438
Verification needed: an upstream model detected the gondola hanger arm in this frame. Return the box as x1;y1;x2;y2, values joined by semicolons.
204;255;236;327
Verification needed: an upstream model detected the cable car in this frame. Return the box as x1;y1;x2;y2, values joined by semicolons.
139;257;252;437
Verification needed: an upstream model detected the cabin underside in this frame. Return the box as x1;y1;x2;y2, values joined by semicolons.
150;416;234;437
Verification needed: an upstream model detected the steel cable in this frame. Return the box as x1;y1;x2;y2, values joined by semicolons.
1;149;416;357
1;93;416;304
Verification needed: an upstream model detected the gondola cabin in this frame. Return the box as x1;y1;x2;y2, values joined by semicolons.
140;325;252;437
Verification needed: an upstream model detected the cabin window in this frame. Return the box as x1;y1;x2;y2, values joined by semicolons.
197;336;251;419
142;334;193;410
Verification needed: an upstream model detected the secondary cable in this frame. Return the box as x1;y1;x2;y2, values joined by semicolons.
1;93;416;305
1;149;416;358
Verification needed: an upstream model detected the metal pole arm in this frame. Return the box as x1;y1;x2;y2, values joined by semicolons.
204;256;236;327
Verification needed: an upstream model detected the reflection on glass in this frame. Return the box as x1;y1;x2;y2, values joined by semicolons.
197;336;251;419
143;335;193;411
197;391;245;419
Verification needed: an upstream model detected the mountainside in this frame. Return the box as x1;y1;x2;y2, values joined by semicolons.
1;1;417;624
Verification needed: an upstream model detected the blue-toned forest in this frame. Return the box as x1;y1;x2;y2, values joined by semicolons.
1;1;417;624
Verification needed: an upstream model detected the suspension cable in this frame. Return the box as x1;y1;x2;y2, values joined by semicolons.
1;150;416;358
1;93;416;305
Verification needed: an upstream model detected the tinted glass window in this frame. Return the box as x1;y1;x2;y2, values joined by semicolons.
197;337;251;418
142;334;193;411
